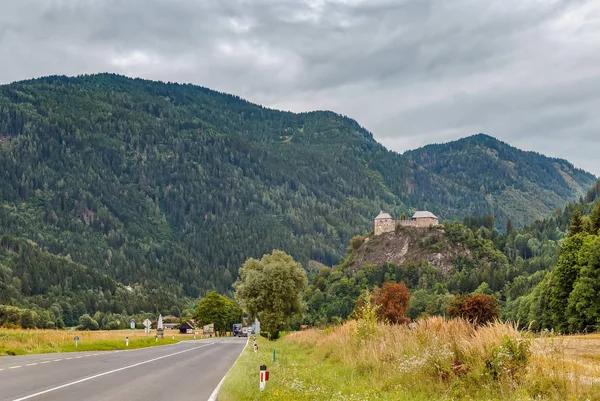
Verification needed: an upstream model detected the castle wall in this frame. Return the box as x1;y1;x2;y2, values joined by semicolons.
398;217;439;228
375;216;439;235
374;219;395;235
399;220;418;228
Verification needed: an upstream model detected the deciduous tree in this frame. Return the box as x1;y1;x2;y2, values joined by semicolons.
234;250;307;339
194;291;242;336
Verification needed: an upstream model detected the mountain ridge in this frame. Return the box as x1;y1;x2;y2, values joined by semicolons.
405;132;595;227
0;73;595;305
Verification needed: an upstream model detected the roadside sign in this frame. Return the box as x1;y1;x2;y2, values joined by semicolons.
130;318;135;330
143;319;151;336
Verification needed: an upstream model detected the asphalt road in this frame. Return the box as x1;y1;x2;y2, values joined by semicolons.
0;337;247;401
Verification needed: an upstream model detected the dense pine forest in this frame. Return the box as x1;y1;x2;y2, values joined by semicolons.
0;73;596;328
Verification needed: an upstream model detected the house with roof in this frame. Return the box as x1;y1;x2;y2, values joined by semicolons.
374;210;439;235
179;320;196;334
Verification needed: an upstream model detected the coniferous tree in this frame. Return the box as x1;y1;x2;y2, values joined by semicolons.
506;218;513;234
566;236;600;332
590;202;600;234
569;208;583;236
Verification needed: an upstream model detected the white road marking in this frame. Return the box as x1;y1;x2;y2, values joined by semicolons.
93;354;100;356
8;366;21;369
85;354;92;357
40;361;51;364
75;356;82;359
65;357;73;360
25;363;38;367
11;343;213;401
53;359;62;362
0;369;4;371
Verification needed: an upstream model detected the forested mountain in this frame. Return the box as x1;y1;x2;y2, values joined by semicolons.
0;73;595;315
0;235;172;329
406;134;597;228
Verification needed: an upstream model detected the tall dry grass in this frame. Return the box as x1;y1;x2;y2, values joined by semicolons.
287;317;600;400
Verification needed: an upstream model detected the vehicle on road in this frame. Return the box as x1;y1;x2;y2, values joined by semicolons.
233;323;243;337
238;327;252;337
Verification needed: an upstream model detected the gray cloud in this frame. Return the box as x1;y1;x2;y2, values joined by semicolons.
1;0;599;175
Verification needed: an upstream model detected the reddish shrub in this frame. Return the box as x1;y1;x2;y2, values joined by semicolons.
448;294;499;325
372;282;411;324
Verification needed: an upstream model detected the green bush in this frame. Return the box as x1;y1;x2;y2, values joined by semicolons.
487;335;530;381
106;321;120;330
78;314;100;331
354;290;378;343
349;235;364;250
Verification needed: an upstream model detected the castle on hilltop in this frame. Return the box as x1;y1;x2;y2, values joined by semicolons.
374;211;439;235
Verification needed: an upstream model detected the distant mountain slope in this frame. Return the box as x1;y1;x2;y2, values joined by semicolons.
405;134;597;227
0;74;595;301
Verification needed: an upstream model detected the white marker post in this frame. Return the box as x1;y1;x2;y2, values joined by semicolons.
125;337;129;347
254;340;258;353
74;336;79;348
143;319;151;336
259;365;269;391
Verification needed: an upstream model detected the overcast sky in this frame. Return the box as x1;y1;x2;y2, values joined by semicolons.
1;0;599;175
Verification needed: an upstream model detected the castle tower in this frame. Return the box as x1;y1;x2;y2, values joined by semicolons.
374;211;395;235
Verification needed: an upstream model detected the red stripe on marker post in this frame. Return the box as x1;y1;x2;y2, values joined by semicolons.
259;365;268;391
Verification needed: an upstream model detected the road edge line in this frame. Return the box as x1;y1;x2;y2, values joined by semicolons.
207;336;249;401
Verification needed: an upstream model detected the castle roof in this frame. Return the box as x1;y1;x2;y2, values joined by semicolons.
375;211;393;220
413;211;438;219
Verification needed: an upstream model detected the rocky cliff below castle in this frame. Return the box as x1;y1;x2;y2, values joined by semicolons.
341;222;508;292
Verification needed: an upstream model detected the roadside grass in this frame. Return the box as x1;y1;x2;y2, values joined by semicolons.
0;329;204;356
218;333;429;401
219;317;600;401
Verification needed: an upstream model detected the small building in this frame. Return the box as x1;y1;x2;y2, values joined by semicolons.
410;211;439;227
374;211;395;235
179;320;196;334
